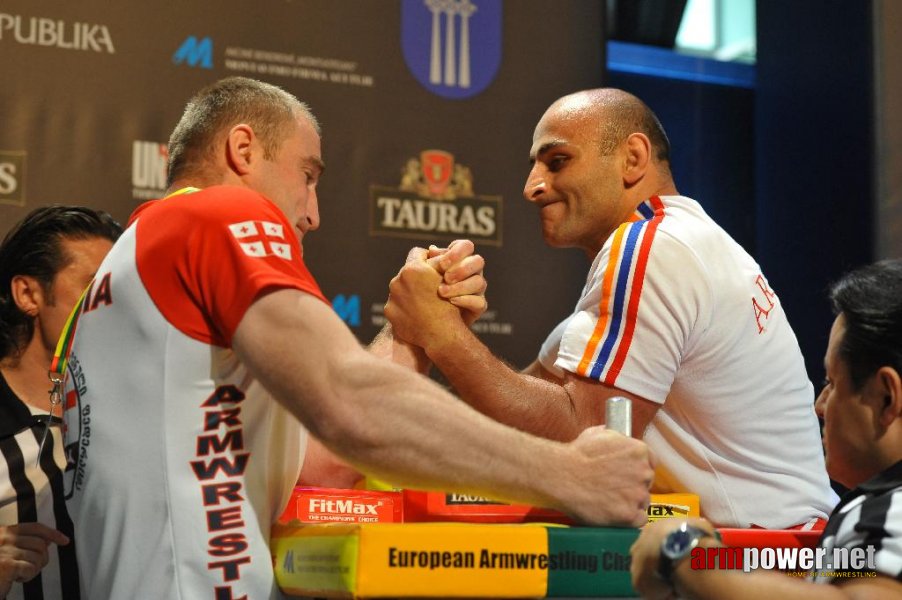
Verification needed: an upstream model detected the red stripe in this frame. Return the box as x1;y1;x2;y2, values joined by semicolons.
603;197;665;384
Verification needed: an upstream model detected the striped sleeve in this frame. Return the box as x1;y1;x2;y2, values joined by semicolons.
0;423;78;599
868;490;902;579
575;198;664;384
553;197;707;402
816;486;902;582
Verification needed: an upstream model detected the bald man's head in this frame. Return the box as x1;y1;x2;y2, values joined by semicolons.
547;89;672;164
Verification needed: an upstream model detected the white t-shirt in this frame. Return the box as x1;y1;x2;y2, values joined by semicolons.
540;195;838;527
63;187;327;599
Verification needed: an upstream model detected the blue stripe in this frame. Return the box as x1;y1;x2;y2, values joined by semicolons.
589;222;645;379
637;202;654;220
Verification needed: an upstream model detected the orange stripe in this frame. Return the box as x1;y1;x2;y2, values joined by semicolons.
604;197;665;384
577;223;628;376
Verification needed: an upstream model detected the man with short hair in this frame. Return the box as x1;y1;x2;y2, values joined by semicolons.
0;205;121;599
386;88;837;528
62;77;654;599
630;259;902;598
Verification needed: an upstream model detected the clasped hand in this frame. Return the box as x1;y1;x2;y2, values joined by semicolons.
385;239;486;352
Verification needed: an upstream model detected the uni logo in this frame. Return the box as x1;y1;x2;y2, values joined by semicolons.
401;0;502;99
173;35;213;69
333;294;361;327
132;141;167;190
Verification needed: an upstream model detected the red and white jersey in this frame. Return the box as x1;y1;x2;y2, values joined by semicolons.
539;195;838;528
63;186;327;599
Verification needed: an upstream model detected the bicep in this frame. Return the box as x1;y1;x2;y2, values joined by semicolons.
232;288;366;435
562;372;660;438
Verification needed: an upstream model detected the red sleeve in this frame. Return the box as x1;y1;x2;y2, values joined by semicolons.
133;186;328;347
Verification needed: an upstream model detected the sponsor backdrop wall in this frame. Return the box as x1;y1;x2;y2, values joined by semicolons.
0;1;604;367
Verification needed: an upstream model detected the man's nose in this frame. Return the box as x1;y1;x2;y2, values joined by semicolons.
523;166;546;202
814;389;826;417
306;190;320;231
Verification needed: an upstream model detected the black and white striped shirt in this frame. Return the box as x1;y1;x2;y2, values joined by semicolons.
0;372;79;599
815;459;902;584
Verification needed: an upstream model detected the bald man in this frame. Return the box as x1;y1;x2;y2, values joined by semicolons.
386;88;837;529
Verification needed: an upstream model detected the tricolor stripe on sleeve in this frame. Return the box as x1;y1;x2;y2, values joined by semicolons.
576;196;666;384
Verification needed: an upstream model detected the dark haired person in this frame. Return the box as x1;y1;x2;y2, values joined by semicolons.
386;87;837;528
631;259;902;598
0;205;121;599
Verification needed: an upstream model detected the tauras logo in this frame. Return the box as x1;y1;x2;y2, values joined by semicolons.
0;14;115;53
0;151;25;207
370;150;502;246
308;498;379;514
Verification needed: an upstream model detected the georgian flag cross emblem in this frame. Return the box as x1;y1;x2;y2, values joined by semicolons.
228;220;292;260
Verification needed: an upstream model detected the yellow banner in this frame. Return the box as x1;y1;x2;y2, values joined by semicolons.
357;523;548;597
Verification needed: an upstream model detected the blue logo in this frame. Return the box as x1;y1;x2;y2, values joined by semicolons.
332;294;361;327
401;0;502;99
173;36;213;69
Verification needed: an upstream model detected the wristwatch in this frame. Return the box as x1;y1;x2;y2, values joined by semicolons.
657;521;712;585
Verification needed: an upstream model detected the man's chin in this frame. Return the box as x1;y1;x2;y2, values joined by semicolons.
540;226;562;247
541;229;573;249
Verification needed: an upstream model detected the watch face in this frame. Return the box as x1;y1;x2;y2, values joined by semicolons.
669;529;692;552
660;524;708;583
666;529;693;555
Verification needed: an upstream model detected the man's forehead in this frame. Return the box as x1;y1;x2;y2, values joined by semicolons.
529;135;569;159
530;110;597;157
824;314;847;367
290;115;324;168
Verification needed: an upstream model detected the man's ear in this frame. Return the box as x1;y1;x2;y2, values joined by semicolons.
9;275;44;317
623;132;651;186
225;124;255;176
874;365;902;429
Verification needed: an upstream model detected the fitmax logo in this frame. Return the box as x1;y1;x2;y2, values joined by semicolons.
332;294;360;327
173;35;212;69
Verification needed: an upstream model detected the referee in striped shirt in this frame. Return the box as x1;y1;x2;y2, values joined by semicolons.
631;259;902;599
0;206;120;599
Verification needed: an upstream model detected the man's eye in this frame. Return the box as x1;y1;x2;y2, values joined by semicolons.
548;156;567;171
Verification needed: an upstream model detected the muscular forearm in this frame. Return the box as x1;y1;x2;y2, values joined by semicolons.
237;292;576;515
237;290;650;526
317;352;572;506
424;325;586;441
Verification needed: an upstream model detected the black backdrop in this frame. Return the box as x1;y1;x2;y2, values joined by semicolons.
0;1;605;367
